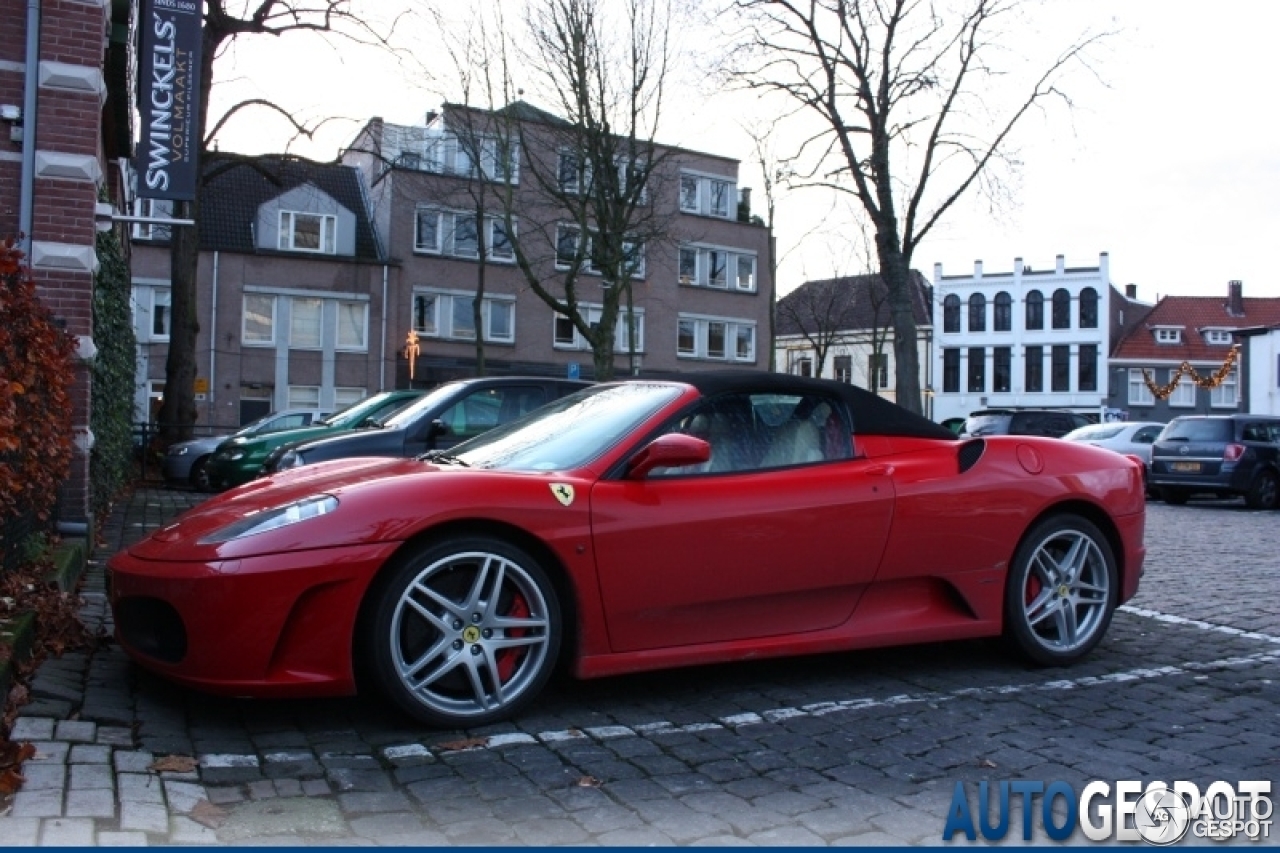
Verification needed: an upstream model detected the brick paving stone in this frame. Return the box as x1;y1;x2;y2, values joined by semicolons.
97;830;152;846
55;720;97;743
65;787;117;818
27;741;69;765
20;762;67;791
163;780;207;812
69;743;112;764
10;789;63;818
96;726;135;746
119;800;171;835
10;718;56;741
39;816;96;845
69;763;115;790
117;772;166;805
168;816;220;844
0;817;40;845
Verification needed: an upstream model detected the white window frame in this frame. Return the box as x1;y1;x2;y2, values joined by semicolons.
1127;368;1155;406
336;300;368;352
676;314;756;363
287;385;321;409
415;207;516;263
289;297;324;350
1204;329;1234;345
552;304;645;353
243;293;277;347
1211;369;1239;408
1167;372;1195;407
676;244;757;293
678;172;736;219
424;132;519;183
413;289;516;343
555;224;645;279
334;387;365;408
131;197;173;241
278;211;337;254
1154;328;1182;344
150;287;171;341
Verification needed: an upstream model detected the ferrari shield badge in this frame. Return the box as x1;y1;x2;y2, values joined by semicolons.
550;483;575;506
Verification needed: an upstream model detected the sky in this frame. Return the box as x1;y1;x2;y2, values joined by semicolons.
209;1;1279;305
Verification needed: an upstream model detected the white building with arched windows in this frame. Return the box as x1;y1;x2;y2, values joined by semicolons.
931;253;1148;423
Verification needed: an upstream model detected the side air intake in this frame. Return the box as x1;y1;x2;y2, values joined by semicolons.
957;439;985;474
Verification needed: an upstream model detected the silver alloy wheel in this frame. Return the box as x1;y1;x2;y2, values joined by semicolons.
1019;527;1111;654
388;549;554;722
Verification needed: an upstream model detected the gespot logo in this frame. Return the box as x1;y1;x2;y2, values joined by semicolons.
943;779;1273;844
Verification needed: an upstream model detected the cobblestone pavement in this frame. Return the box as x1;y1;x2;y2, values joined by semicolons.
1;487;1276;845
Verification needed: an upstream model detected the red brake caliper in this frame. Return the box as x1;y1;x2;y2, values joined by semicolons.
1025;575;1042;606
495;594;529;683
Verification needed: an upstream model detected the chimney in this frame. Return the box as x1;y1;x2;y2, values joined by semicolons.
1125;284;1137;299
1055;254;1065;274
1228;280;1244;316
974;260;983;279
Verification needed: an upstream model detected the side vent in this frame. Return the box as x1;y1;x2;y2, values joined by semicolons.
957;438;985;474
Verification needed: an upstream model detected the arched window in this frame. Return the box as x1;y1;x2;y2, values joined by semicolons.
993;292;1012;332
943;294;960;333
1079;287;1098;329
1026;290;1043;330
1052;288;1071;329
968;293;986;332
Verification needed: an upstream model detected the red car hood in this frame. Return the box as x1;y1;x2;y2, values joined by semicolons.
127;457;471;563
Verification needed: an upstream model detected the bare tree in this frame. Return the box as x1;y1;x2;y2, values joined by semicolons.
725;0;1107;413
495;0;679;381
775;277;861;378
156;1;421;443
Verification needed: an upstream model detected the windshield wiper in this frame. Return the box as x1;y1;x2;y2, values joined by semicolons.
418;449;470;467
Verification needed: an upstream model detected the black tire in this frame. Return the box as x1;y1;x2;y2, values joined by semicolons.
1244;470;1279;510
1161;487;1190;505
1004;515;1118;667
363;536;561;728
189;457;212;492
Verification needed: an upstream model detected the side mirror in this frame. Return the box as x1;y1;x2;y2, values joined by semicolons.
428;419;449;438
627;433;711;479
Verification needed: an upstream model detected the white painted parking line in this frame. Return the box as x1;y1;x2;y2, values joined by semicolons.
1119;603;1280;645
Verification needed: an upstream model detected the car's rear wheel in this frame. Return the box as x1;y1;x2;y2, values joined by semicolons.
1245;470;1279;510
189;457;212;492
1004;515;1117;666
365;536;561;728
1161;487;1190;505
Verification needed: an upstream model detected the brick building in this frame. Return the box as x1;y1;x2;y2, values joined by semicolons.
1;0;136;526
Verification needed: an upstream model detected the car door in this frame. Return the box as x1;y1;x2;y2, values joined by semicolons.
588;391;896;653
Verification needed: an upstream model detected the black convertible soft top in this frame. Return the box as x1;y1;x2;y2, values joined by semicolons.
645;370;957;441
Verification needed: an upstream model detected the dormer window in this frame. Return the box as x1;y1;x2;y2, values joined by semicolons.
1204;329;1233;345
279;211;336;254
1154;328;1181;344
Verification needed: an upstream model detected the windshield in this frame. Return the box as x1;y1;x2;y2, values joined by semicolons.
450;383;684;471
962;415;1008;436
1161;418;1231;442
320;393;409;428
1067;425;1123;441
379;384;463;428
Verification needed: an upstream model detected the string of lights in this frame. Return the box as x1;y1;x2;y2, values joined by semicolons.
1141;344;1240;400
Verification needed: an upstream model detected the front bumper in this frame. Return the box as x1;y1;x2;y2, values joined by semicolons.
108;541;398;698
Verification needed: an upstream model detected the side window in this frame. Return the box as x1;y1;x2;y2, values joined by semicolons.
1134;427;1160;444
1242;422;1271;443
649;392;851;476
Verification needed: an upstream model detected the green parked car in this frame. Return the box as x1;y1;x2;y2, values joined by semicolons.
205;389;424;490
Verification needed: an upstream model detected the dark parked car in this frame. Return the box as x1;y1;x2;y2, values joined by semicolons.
959;409;1093;439
1148;414;1280;508
263;376;591;475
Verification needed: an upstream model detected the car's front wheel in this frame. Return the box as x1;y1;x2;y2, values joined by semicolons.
1245;470;1279;510
364;536;561;728
1004;515;1117;666
189;457;212;492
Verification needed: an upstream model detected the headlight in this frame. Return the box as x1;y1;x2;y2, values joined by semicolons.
199;495;338;544
277;450;304;470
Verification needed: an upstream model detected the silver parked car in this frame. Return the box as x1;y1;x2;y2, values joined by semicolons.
162;408;328;490
1062;421;1165;464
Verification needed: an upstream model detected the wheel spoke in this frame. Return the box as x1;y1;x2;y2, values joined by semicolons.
1026;590;1059;627
1030;551;1061;586
464;656;499;710
1056;601;1081;645
490;613;548;632
407;647;466;693
411;579;466;624
1058;534;1089;583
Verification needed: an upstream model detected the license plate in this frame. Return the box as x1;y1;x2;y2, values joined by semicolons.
1170;462;1201;472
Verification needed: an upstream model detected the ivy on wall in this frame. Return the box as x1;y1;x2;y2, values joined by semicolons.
91;228;137;520
0;238;77;572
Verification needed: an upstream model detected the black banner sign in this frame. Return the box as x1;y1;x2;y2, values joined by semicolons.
134;0;203;201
